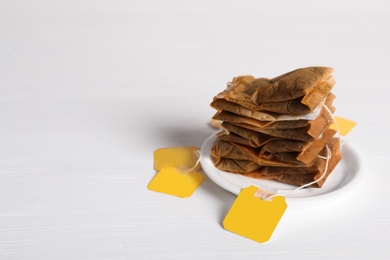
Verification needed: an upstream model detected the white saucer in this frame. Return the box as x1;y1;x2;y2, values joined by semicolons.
200;133;365;208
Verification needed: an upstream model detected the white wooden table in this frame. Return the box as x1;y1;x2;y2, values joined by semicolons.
1;1;389;259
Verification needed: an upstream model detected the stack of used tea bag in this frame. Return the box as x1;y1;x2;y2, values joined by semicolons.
210;67;342;188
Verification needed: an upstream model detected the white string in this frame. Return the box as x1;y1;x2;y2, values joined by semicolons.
322;102;345;148
261;100;342;200
180;149;201;173
266;144;332;200
263;102;342;199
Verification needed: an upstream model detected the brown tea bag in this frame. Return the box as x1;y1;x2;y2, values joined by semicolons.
213;125;337;168
260;152;304;168
217;131;272;148
296;129;336;164
214;67;334;113
213;110;310;130
254;66;334;103
301;76;335;110
228;93;335;141
211;99;278;122
213;157;262;173
259;139;307;154
211;139;308;167
228;123;316;141
254;164;320;175
232;91;333;128
244;138;342;187
211;139;258;162
213;142;335;176
254;97;313;115
216;159;320;175
259;128;337;165
217;122;280;148
218;126;336;165
250;75;335;114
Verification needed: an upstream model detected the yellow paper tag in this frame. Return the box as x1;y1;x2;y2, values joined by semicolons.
154;146;200;171
148;166;204;198
330;116;357;136
223;185;287;243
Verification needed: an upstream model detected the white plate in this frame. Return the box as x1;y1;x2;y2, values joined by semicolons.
200;133;365;208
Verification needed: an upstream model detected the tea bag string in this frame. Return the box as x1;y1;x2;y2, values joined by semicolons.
266;144;332;200
259;101;341;200
180;149;201;173
322;102;344;148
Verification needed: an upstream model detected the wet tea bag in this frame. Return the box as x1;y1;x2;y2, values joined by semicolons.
260;129;337;165
218;93;335;142
253;66;334;104
245;138;342;187
248;76;334;115
209;67;345;189
214;67;334;113
213;157;262;173
217;123;279;148
213;93;335;130
211;99;278;122
213;110;311;129
211;139;309;167
211;97;325;122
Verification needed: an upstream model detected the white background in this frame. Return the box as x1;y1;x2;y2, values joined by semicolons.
1;0;389;259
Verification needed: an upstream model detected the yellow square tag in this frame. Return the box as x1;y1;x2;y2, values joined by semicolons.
154;146;201;171
148;166;204;198
330;116;357;136
223;185;287;243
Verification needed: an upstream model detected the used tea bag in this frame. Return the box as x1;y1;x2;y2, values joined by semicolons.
211;98;325;122
211;139;259;163
213;127;336;168
210;67;343;189
214;67;334;113
259;129;337;165
213;137;338;177
249;76;334;115
213;110;310;130
217;121;336;159
211;98;278;122
214;155;323;176
244;138;342;187
228;94;335;141
211;139;309;167
213;157;262;173
218;92;335;137
217;123;280;148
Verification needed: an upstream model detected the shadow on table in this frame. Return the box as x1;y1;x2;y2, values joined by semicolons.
153;123;215;148
198;175;237;226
